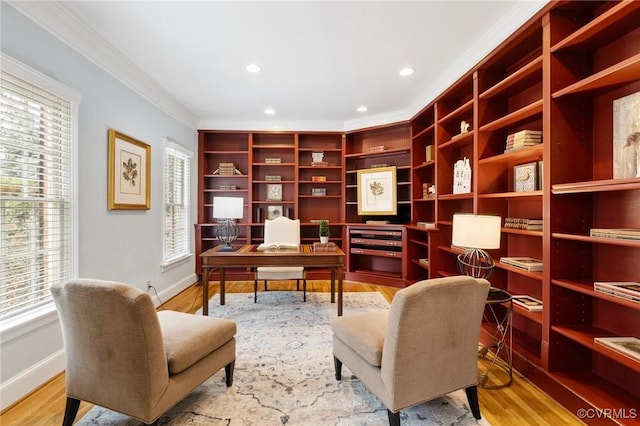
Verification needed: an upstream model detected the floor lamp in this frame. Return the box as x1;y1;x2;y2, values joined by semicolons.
452;213;501;280
213;196;244;251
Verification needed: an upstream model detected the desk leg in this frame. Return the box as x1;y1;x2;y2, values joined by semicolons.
202;267;209;316
338;266;343;316
330;269;335;303
220;268;226;305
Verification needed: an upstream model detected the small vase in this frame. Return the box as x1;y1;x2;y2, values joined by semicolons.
320;236;329;244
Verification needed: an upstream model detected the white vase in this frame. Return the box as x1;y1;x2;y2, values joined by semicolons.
320;236;329;244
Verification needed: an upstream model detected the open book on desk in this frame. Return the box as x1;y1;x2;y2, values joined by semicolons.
256;242;299;251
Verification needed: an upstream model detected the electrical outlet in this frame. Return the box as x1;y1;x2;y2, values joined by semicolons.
146;280;152;291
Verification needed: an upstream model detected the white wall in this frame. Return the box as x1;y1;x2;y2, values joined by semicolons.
0;4;198;408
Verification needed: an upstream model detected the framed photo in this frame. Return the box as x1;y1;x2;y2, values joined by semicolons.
613;91;640;179
267;205;283;220
514;162;537;192
357;166;397;215
266;183;282;201
107;129;150;210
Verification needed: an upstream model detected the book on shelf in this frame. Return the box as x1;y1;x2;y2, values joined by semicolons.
366;220;390;225
590;228;640;241
512;295;543;311
425;145;434;162
264;158;281;164
313;242;336;252
311;175;326;182
499;257;543;272
311;161;329;167
419;258;429;266
504;130;542;153
594;282;640;303
265;175;282;181
367;145;388;153
256;242;299;251
504;218;543;230
416;222;436;229
219;185;237;190
594;337;640;362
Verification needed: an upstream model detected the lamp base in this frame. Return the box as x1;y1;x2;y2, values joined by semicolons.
457;248;495;280
216;219;239;251
218;243;235;252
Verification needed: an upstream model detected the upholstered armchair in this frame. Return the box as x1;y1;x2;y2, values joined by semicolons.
254;216;307;302
331;275;490;425
51;279;236;426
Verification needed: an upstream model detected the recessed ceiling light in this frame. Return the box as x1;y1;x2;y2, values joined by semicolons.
246;63;261;73
264;108;275;115
357;106;368;113
399;67;415;76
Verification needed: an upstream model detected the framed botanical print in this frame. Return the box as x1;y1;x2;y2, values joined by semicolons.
107;129;151;210
266;183;283;201
357;166;397;215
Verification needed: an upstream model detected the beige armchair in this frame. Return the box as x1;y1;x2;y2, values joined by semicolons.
331;275;490;425
51;279;236;426
254;216;307;302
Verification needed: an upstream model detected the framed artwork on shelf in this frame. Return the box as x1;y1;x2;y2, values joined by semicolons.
267;205;283;220
266;183;282;201
514;162;537;192
357;166;397;215
107;129;150;210
613;91;640;179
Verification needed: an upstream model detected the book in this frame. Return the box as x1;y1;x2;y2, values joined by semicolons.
416;222;436;229
368;145;388;152
313;242;336;252
419;258;429;266
590;228;640;241
499;257;543;272
256;242;299;251
512;295;543;311
594;337;640;362
594;282;640;303
311;176;326;182
311;161;329;166
504;218;543;230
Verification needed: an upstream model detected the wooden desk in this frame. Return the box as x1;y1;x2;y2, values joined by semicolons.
200;244;345;316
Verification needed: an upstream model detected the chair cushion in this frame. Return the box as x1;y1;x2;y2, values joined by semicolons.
256;266;304;280
157;311;236;375
331;310;388;366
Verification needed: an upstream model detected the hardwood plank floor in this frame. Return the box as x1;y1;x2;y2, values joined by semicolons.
1;280;584;425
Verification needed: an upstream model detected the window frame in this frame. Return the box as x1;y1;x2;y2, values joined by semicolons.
161;137;193;270
0;53;80;333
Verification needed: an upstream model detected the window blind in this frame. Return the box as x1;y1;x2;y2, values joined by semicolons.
0;69;74;320
163;140;192;266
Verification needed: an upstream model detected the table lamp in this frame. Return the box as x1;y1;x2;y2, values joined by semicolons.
213;196;244;251
452;213;501;279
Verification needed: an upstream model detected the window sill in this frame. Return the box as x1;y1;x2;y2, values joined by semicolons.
0;303;58;344
161;253;193;272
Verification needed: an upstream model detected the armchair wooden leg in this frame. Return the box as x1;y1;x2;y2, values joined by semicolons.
303;279;307;302
62;397;81;426
225;360;235;387
387;409;401;426
465;385;481;419
333;356;342;380
264;280;268;291
253;280;258;303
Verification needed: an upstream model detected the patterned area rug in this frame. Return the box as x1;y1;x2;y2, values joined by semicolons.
77;292;489;425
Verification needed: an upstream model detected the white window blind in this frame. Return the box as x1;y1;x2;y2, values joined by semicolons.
163;139;192;267
0;58;78;321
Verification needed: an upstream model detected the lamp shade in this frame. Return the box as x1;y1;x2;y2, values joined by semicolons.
213;197;244;219
452;214;501;249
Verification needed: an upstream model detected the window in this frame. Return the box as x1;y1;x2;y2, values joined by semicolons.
162;139;192;268
0;54;80;321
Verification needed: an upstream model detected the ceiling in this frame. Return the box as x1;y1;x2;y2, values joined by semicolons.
11;1;548;131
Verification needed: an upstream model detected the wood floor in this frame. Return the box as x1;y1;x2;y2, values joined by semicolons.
1;280;584;426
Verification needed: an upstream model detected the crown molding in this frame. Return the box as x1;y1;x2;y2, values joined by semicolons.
7;1;198;130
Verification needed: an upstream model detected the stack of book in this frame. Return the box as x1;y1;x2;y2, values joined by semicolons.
504;218;543;230
504;130;542;153
419;258;429;267
422;183;433;199
594;282;640;303
512;295;543;311
367;145;388;153
217;162;236;175
265;158;281;164
594;337;640;362
313;242;337;252
265;175;281;181
311;176;326;182
219;185;237;190
311;161;328;166
590;228;640;241
416;222;436;229
499;256;543;272
425;145;434;162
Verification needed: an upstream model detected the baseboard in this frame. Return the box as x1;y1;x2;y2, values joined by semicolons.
0;349;65;411
149;273;197;308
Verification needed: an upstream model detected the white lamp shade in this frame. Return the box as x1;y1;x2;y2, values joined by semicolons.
213;197;244;219
452;214;501;249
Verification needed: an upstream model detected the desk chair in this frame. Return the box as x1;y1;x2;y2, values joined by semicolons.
254;216;307;302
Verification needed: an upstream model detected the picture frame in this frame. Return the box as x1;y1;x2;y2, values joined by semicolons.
266;183;282;201
267;205;283;220
357;166;397;215
514;162;537;192
107;129;151;210
613;91;640;179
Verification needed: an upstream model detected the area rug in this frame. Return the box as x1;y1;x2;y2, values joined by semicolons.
77;292;489;425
